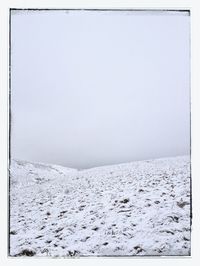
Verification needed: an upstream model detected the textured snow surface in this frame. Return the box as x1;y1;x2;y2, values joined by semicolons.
9;156;191;257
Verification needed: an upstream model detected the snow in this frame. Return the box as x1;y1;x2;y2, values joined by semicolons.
9;156;191;257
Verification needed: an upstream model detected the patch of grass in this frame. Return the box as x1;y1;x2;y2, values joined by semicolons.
120;198;130;204
15;249;36;257
10;230;17;235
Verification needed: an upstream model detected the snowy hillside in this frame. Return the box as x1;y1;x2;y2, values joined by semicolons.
9;156;191;257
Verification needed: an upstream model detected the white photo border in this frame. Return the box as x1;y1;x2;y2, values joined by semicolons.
1;1;199;266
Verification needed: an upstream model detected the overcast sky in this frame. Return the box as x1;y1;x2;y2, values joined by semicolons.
11;10;190;169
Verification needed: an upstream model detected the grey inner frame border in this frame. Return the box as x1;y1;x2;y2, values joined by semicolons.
8;8;192;257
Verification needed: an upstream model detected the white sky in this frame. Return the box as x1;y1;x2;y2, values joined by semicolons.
11;10;190;169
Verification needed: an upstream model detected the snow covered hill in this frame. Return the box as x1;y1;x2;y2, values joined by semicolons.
9;156;191;257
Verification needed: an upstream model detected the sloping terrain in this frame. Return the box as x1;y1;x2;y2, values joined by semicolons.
9;156;191;257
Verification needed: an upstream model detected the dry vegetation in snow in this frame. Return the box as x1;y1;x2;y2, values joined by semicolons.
9;156;191;257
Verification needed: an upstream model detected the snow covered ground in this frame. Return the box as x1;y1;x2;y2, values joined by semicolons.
9;156;191;257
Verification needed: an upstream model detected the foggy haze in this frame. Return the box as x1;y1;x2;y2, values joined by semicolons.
11;10;190;169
